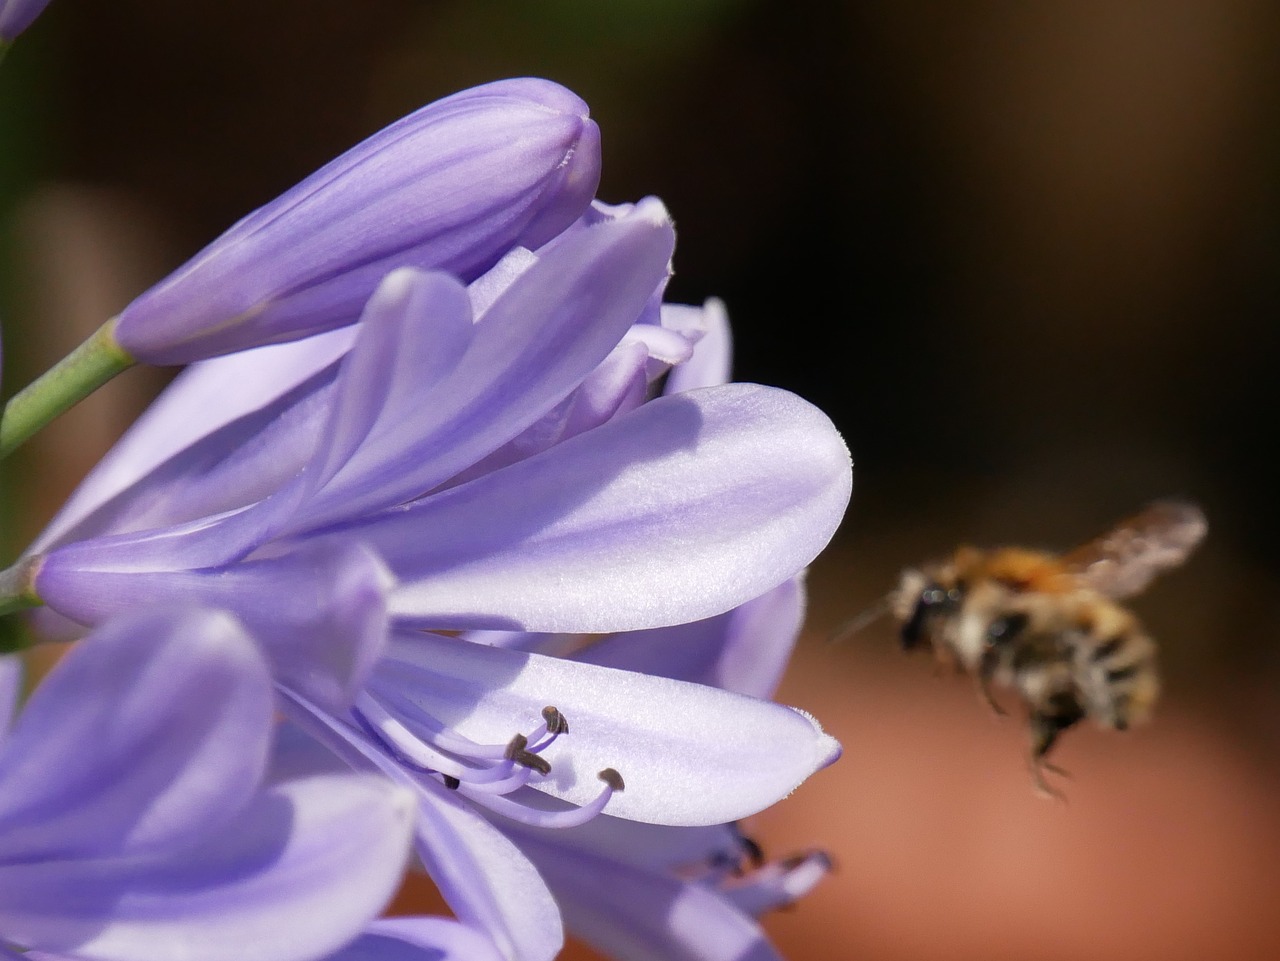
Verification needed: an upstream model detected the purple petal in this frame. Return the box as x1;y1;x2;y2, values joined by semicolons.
571;575;806;700
370;631;841;826
34;201;678;577
328;918;505;961
303;269;475;503
411;778;564;961
723;850;832;917
114;79;601;364
281;692;564;961
0;0;53;41
510;812;739;876
0;608;271;863
291;199;676;534
32;327;357;554
0;774;415;961
663;298;732;393
517;831;784;961
372;383;851;632
35;541;394;712
0;655;19;741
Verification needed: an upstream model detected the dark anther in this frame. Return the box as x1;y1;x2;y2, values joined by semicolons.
514;751;552;776
598;768;625;791
505;732;552;775
442;775;461;790
732;825;766;868
541;706;569;735
986;612;1029;646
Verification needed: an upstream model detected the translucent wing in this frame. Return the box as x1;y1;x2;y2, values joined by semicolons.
1061;500;1207;599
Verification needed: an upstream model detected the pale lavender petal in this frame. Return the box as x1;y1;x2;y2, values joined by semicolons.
411;776;563;961
443;339;651;488
35;201;680;578
0;608;271;863
35;541;394;712
31;327;356;553
114;79;601;364
329;918;505;961
0;774;415;961
292;199;677;533
0;655;19;741
518;832;784;961
572;575;806;700
663;298;732;393
33;368;339;557
513;812;739;876
376;384;851;632
723;851;832;917
370;631;841;826
281;692;563;961
301;269;474;503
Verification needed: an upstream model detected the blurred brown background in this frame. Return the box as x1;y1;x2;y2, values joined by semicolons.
2;1;1279;959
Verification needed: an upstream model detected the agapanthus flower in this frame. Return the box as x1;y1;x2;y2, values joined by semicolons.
111;78;601;364
0;0;53;43
9;182;850;960
22;199;851;706
0;606;415;961
235;294;835;961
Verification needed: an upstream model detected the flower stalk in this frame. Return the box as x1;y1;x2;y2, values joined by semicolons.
0;555;40;616
0;318;135;460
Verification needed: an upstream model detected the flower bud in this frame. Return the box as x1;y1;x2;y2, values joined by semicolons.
0;0;54;42
114;78;601;365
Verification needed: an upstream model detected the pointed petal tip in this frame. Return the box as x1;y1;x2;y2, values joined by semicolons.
789;706;843;771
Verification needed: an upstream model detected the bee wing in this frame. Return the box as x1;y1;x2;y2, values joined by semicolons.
1061;500;1207;599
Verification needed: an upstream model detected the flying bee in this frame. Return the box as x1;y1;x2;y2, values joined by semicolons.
860;501;1206;797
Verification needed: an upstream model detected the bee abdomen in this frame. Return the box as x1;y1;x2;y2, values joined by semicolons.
1077;625;1159;729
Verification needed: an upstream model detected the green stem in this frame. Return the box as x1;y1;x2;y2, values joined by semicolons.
0;318;135;459
0;40;10;69
0;554;41;617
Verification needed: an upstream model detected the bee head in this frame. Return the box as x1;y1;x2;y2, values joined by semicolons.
894;567;965;652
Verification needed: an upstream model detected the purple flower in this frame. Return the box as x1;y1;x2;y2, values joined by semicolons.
27;200;851;700
112;78;601;365
14;191;849;959
0;0;53;42
0;607;415;961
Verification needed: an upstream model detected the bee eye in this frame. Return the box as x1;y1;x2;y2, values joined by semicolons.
921;587;947;606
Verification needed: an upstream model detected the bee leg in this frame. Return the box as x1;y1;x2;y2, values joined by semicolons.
977;646;1008;717
1027;695;1084;800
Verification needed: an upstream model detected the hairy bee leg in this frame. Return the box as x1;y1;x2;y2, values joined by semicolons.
977;645;1008;717
977;677;1008;717
1027;700;1083;800
1027;719;1068;801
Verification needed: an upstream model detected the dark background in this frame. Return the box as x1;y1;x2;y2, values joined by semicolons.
2;2;1279;959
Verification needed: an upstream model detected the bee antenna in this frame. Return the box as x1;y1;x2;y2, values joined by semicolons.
828;596;892;646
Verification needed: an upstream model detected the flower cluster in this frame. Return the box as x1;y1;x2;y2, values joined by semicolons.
0;73;851;961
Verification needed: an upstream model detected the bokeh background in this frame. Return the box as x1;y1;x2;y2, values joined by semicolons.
3;2;1279;959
